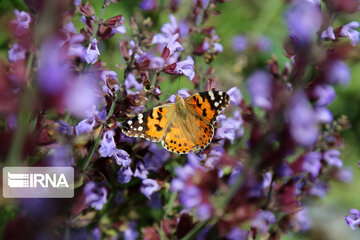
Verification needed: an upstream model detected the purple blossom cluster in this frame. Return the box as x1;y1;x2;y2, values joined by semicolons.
1;0;359;239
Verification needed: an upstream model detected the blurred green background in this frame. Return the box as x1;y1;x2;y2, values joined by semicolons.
1;0;360;239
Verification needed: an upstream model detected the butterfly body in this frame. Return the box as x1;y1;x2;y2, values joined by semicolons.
122;90;229;154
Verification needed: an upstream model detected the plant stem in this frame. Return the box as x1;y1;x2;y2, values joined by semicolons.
90;0;110;41
6;52;35;166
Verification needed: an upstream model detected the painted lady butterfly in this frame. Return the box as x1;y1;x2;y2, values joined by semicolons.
122;90;230;154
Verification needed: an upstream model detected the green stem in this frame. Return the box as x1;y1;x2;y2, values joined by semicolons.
6;52;35;166
90;0;110;41
81;91;121;172
165;191;177;216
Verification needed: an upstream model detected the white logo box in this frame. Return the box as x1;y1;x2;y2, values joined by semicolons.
3;167;74;198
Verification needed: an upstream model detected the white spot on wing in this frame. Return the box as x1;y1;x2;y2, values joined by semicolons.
209;90;215;100
214;102;219;107
138;126;143;131
128;120;132;125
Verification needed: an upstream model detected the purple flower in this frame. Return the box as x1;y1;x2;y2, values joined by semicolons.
144;143;171;172
232;35;248;52
139;0;157;11
92;227;100;240
99;130;117;157
180;185;202;209
196;203;212;220
114;149;131;167
302;151;322;178
124;73;143;92
124;222;139;240
336;167;353;183
323;149;343;168
247;70;273;109
285;1;322;44
84;182;107;210
134;163;149;179
251;210;276;234
8;43;26;62
313;84;336;107
309;181;327;197
37;39;70;95
215;112;244;143
228;162;243;185
326;60;351;85
117;167;133;184
321;26;336;40
227;87;242;106
75;119;95;135
205;146;225;168
47;145;72;166
112;25;126;34
6;114;17;130
64;76;99;118
84;39;100;64
262;172;272;189
67;34;86;58
169;89;191;103
256;36;272;52
288;92;319;146
12;10;31;35
315;107;333;123
226;227;248;240
345;209;360;230
295;207;312;232
140;178;161;199
152;15;177;45
275;162;293;178
339;22;360;46
173;56;195;81
74;0;82;6
164;33;184;58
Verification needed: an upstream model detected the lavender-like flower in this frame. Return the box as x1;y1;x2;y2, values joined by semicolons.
323;149;343;168
294;207;312;232
140;178;161;199
321;26;336;40
173;56;195;81
37;39;70;95
99;130;117;157
326;60;351;85
251;210;276;234
139;0;157;11
12;9;31;34
114;149;131;167
84;182;108;210
288;92;319;146
309;181;327;198
215;111;244;144
339;22;360;46
232;35;248;52
285;1;322;44
247;70;273;109
124;222;139;240
302;151;322;178
124;73;143;93
227;87;242;106
84;39;100;64
226;227;248;240
152;14;178;45
345;209;360;230
8;43;26;62
134;163;149;179
313;84;336;107
144;143;171;172
117;167;133;184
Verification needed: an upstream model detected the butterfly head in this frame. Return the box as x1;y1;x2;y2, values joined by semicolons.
175;94;187;115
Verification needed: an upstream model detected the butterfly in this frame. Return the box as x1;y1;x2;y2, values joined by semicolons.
122;90;230;154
